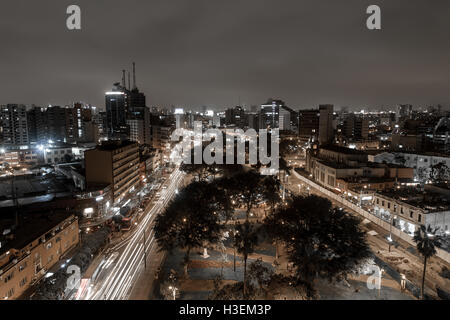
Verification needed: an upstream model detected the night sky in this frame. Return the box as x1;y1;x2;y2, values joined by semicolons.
1;0;450;110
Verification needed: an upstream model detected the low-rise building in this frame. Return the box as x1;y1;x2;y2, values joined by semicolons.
372;188;450;237
0;146;41;167
369;151;450;182
0;213;79;300
43;144;74;164
306;146;414;191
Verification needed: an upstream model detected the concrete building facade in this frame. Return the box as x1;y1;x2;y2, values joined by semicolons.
85;140;140;204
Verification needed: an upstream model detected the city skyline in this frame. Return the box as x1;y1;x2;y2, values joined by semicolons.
1;0;450;109
1;1;450;305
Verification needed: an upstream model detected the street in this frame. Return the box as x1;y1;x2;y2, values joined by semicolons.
78;167;185;300
283;172;450;299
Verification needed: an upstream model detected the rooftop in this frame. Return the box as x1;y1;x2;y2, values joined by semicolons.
95;140;137;151
0;212;75;257
320;144;367;155
378;187;450;212
316;159;409;170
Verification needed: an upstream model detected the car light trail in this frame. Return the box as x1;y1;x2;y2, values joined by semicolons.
84;167;184;300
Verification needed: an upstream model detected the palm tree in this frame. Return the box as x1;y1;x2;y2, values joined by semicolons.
234;221;259;298
413;225;443;299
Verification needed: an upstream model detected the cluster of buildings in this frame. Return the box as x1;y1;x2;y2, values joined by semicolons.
0;213;79;299
2;63;450;298
299;105;450;240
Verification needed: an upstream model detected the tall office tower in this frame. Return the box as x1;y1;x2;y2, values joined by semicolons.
174;108;185;129
225;106;246;128
92;111;108;141
259;99;281;129
27;105;46;143
279;107;291;131
45;106;67;142
123;62;152;144
397;104;413;122
355;117;369;140
343;113;369;141
259;99;296;130
65;102;95;143
127;107;152;145
247;112;259;130
187;113;196;129
152;125;173;150
127;62;147;119
0;104;29;145
213;112;221;128
106;82;129;140
318;104;334;145
299;109;320;142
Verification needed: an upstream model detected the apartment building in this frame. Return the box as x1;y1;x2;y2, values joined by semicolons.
0;213;79;300
151;126;173;151
85;140;140;204
0;147;41;167
43;144;74;164
0;104;29;145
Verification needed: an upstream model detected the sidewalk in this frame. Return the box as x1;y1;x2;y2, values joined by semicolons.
286;173;450;299
128;248;166;300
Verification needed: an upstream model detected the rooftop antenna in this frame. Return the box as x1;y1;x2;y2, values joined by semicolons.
132;62;137;90
122;70;126;89
128;71;131;91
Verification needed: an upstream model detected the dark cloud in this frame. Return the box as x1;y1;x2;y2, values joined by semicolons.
1;0;449;110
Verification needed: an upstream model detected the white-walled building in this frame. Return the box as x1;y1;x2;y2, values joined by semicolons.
369;151;450;181
372;188;450;237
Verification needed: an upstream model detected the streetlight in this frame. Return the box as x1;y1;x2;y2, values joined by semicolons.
142;229;147;270
400;274;406;292
387;235;393;253
168;286;178;300
388;215;397;252
378;268;385;298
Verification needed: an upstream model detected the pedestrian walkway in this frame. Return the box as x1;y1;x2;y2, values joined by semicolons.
128;248;166;300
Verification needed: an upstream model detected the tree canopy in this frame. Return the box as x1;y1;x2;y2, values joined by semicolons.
265;195;371;296
154;181;225;275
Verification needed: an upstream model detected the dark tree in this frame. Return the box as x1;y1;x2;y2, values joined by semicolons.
234;221;259;298
210;259;273;300
180;162;210;181
209;281;252;300
262;175;281;216
430;162;450;184
266;195;371;297
416;167;429;186
154;181;224;277
413;225;443;299
212;176;240;223
231;170;265;220
247;258;274;297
